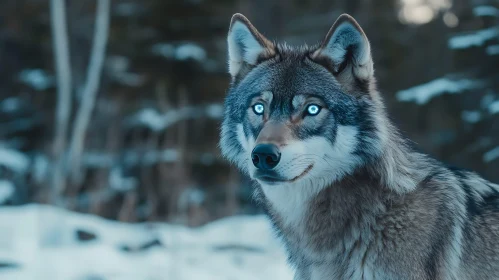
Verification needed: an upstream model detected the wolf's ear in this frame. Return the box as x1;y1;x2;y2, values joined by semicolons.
312;14;374;91
227;13;275;79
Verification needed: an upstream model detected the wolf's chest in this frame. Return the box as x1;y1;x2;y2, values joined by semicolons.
300;233;378;279
309;261;377;280
260;182;324;227
274;204;383;280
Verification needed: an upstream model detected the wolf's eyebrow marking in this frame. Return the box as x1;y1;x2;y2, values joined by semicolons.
261;91;273;103
292;95;306;109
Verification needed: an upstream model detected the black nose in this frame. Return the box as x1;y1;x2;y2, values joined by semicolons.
251;144;281;170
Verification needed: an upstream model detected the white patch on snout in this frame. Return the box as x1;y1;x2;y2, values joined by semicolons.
236;123;251;151
259;125;360;226
235;123;255;173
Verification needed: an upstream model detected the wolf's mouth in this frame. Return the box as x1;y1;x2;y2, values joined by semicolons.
290;164;314;182
255;164;313;184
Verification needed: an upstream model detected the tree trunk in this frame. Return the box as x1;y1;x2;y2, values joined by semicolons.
68;0;111;186
50;0;73;204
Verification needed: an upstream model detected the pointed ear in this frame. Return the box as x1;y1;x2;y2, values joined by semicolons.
312;14;374;91
227;13;275;79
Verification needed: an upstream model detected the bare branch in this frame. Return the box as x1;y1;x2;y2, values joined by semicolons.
50;0;73;204
68;0;111;186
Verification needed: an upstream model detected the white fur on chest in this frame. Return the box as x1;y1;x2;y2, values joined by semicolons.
260;181;323;226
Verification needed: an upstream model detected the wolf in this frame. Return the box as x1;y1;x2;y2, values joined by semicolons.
219;13;499;280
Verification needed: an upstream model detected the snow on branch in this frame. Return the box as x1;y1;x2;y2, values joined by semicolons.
448;27;499;49
396;77;486;105
106;56;145;87
461;111;482;123
488;100;499;114
0;180;14;204
0;148;30;173
151;42;207;62
126;103;223;131
18;69;54;91
487;45;499;56
109;167;137;192
484;146;499;163
0;97;22;113
83;149;220;168
473;6;499;17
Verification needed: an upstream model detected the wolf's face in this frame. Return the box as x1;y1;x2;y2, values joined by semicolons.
220;14;383;190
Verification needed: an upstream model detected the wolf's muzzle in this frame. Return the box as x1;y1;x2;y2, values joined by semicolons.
251;143;281;170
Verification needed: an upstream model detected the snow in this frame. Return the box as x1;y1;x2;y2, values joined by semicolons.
448;27;499;49
84;149;180;168
0;180;14;204
473;6;499;17
0;205;292;280
127;104;223;131
18;69;54;91
0;97;22;113
0;148;30;173
151;43;207;62
106;55;145;87
136;149;178;165
109;167;137;192
83;150;219;169
84;152;115;168
481;93;495;109
151;43;175;58
178;188;206;210
483;146;499;163
32;155;49;183
396;77;485;105
488;100;499;114
175;44;207;61
487;45;499;56
461;110;481;123
121;149;178;166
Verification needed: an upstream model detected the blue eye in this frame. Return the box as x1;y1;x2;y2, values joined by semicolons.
253;103;265;115
306;104;321;116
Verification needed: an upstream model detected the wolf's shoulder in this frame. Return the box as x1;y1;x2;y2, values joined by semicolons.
435;165;499;215
414;163;499;210
446;165;499;195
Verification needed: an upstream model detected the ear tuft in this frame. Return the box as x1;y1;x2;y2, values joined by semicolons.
313;14;373;85
227;13;275;78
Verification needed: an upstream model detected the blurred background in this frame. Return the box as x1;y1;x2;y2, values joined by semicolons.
0;0;498;278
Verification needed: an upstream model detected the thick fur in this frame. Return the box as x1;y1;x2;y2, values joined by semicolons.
220;13;499;280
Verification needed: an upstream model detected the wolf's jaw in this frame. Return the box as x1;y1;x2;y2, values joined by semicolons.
290;164;314;182
253;164;314;185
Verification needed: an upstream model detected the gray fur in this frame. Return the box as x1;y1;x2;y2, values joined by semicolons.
220;13;499;280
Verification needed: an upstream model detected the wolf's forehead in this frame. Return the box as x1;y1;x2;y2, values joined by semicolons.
254;63;333;89
235;53;343;107
255;91;306;108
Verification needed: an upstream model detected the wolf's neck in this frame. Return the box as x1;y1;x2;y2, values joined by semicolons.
260;117;430;230
259;178;328;228
361;92;433;194
260;164;394;247
364;110;430;195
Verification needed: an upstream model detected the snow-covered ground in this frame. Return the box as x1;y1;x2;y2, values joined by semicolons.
0;205;293;280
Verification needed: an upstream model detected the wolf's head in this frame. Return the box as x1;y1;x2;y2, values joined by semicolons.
220;14;402;193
